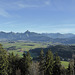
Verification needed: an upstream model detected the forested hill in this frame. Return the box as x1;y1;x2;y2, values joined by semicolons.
29;45;75;60
0;44;74;75
0;30;75;44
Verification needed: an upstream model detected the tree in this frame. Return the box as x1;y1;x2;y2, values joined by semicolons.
19;51;32;75
0;44;8;75
8;52;20;75
29;61;39;75
67;61;73;75
60;66;66;75
44;50;54;75
53;53;61;75
73;57;75;75
39;49;45;75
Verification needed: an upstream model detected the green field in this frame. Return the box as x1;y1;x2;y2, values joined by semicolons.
1;41;49;56
0;41;69;68
61;61;69;68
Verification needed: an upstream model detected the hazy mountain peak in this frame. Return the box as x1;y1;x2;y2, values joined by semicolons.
25;30;30;33
0;31;75;44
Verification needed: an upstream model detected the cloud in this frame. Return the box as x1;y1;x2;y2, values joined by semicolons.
0;8;10;17
0;0;75;17
0;0;44;17
15;3;40;8
55;28;75;34
44;1;50;5
36;24;75;33
51;24;75;33
50;27;75;34
52;0;75;11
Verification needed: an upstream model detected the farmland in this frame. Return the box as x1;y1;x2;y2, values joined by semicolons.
0;41;70;68
1;41;49;56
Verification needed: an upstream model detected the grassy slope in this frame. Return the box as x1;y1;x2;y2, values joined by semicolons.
1;42;48;56
61;61;69;68
1;42;69;68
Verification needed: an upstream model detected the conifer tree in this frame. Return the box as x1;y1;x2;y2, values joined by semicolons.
19;52;26;75
19;51;32;75
39;49;45;75
53;53;61;75
45;50;54;75
73;58;75;75
8;52;20;75
8;52;15;75
0;44;8;75
60;66;66;75
67;61;73;75
26;51;32;75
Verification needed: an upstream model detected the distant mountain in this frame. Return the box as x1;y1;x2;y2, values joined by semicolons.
0;30;52;42
42;33;75;38
0;30;75;44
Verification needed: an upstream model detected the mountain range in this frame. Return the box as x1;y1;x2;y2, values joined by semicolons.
0;30;75;44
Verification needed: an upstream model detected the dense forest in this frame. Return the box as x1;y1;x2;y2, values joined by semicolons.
0;44;75;75
29;45;75;60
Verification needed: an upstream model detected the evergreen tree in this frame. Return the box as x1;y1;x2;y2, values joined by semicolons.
0;44;8;75
19;51;32;75
29;61;39;75
8;52;20;75
53;53;61;75
39;49;45;75
67;61;73;75
26;51;32;75
45;50;54;75
73;58;75;75
19;52;26;75
60;66;66;75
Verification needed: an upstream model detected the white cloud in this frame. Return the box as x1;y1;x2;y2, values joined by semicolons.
44;1;50;5
55;28;75;34
0;0;75;17
15;3;39;8
0;0;43;17
0;8;10;17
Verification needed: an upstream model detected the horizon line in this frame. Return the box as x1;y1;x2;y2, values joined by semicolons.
0;30;75;34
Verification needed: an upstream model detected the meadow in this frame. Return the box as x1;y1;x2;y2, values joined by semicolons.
61;61;69;68
1;41;49;56
1;41;69;68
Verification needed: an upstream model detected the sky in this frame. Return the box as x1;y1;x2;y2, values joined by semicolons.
0;0;75;33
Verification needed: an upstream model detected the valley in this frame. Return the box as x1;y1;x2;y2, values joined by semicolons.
0;41;74;69
0;31;75;75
